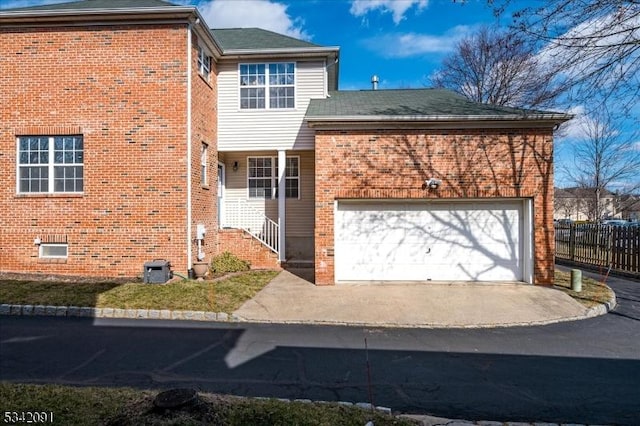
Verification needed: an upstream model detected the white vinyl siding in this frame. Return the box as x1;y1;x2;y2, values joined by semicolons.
222;151;314;237
218;60;326;151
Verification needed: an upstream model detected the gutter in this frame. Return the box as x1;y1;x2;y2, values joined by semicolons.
306;113;573;123
219;46;340;60
0;6;197;17
305;113;574;130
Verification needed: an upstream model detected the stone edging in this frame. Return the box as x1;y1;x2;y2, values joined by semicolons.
0;304;240;322
583;291;617;318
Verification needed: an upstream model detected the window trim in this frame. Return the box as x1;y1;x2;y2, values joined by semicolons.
201;142;209;187
39;243;68;259
197;44;212;81
16;135;84;195
246;155;300;200
238;62;296;110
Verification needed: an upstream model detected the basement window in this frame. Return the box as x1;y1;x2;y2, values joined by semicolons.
39;243;68;259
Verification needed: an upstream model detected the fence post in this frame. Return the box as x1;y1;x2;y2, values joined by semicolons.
569;224;576;261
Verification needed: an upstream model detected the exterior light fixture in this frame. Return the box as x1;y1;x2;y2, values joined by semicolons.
233;161;238;171
424;178;441;190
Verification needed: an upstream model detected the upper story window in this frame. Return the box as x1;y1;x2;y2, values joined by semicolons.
17;136;83;194
240;62;295;109
197;44;212;81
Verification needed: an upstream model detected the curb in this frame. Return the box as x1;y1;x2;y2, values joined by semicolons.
0;304;241;322
583;291;617;318
0;297;615;329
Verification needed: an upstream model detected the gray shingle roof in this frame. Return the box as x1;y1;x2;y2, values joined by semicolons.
2;0;176;11
306;89;564;120
211;28;320;51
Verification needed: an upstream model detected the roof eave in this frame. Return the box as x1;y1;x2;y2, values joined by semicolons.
0;6;224;58
306;114;573;130
220;46;340;60
0;6;196;22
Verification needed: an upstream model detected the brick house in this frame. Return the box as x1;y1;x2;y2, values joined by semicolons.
0;0;570;285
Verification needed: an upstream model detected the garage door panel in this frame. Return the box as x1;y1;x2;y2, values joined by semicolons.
335;200;524;282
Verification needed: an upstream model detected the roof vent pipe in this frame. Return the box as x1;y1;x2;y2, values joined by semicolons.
371;75;379;90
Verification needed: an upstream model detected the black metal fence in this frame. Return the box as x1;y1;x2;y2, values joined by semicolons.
554;223;640;277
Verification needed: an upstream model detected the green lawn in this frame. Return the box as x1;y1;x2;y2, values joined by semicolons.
0;383;416;426
0;271;278;313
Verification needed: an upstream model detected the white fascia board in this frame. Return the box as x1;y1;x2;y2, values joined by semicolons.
306;114;573;130
0;7;196;21
220;47;340;60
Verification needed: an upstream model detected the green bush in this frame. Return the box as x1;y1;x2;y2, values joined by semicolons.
211;251;250;273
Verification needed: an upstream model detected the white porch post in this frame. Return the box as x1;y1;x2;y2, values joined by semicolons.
277;150;286;262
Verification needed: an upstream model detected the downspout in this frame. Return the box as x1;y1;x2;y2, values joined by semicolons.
186;23;193;273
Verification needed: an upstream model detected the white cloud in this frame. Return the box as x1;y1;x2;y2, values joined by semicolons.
557;105;593;140
197;0;309;40
537;9;640;84
350;0;428;25
361;25;472;58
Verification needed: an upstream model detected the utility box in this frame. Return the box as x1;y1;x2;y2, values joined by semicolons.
143;259;172;284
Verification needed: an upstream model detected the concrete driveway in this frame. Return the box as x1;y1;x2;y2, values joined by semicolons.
234;269;599;328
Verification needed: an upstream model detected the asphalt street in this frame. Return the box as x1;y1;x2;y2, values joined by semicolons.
1;269;639;425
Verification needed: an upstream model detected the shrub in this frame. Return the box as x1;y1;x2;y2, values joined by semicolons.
211;251;250;274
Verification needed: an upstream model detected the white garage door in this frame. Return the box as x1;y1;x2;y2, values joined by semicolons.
335;200;527;282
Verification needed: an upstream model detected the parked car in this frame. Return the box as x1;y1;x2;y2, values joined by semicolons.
602;219;629;227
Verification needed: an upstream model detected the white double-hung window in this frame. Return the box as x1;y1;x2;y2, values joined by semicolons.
247;156;299;199
17;135;84;194
240;62;295;109
197;44;212;81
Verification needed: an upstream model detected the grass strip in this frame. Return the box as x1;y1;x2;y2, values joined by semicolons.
0;383;416;426
0;271;278;313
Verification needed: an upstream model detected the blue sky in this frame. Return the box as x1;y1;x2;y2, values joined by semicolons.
1;0;506;90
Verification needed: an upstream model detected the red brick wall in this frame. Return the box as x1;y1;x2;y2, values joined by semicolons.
190;32;218;272
217;229;281;270
0;24;211;278
314;128;555;285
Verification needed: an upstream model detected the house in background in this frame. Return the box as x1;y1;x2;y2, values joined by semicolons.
0;0;570;285
618;195;640;221
554;187;620;221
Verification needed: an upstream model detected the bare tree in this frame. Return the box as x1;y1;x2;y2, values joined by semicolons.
554;191;576;219
430;27;564;109
562;109;640;221
492;0;640;112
